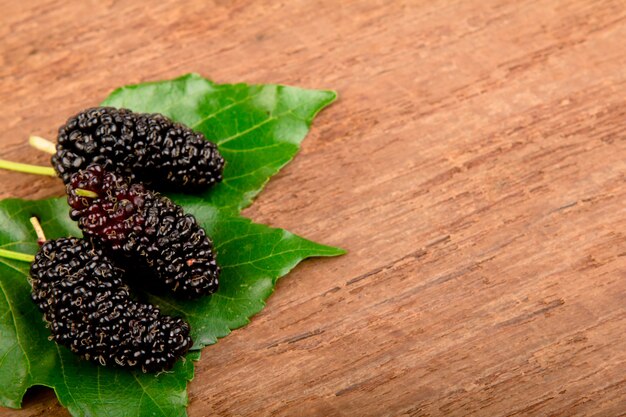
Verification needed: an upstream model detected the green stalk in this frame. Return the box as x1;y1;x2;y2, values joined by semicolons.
0;248;35;263
75;189;99;198
0;218;46;263
0;159;56;177
30;216;47;245
29;135;57;154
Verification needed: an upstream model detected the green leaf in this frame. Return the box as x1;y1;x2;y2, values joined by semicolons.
103;73;337;211
0;74;342;416
152;214;343;347
0;198;196;417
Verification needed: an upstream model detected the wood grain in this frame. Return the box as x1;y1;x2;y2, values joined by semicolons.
1;0;625;416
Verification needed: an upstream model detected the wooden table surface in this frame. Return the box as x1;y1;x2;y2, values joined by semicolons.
1;0;625;416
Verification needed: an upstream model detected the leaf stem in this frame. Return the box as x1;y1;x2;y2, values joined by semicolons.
29;135;56;154
0;159;56;177
0;248;35;263
75;189;99;198
30;217;47;245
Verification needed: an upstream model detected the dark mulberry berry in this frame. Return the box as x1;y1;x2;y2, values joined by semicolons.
30;237;192;372
67;164;220;298
52;107;224;190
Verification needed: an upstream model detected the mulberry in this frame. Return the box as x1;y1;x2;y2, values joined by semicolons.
30;237;192;372
67;164;220;298
52;107;224;190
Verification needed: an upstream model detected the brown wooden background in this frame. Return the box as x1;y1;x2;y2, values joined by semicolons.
1;0;625;416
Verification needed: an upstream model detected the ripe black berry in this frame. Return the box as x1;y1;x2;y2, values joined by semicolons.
30;237;192;372
52;107;224;190
67;164;220;298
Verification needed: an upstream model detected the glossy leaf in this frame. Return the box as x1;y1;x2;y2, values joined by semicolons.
153;213;343;347
0;74;342;416
0;198;196;417
103;73;337;211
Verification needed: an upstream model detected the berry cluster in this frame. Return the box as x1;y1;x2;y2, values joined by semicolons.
22;107;225;372
53;107;224;190
67;164;220;298
30;238;192;372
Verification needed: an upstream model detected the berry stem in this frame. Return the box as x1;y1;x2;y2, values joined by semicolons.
75;189;99;198
29;135;56;155
30;217;47;245
0;248;35;263
0;217;47;263
0;159;56;177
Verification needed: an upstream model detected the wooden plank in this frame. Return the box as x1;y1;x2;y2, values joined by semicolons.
0;0;624;415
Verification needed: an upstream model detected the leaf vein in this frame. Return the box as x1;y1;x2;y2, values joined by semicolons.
132;373;167;416
55;344;82;414
0;280;31;380
191;92;260;129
